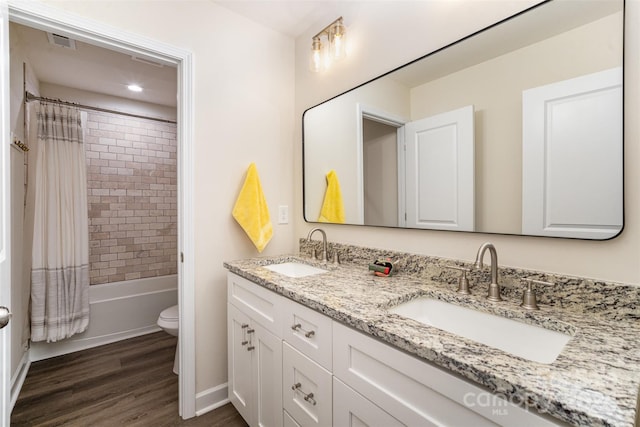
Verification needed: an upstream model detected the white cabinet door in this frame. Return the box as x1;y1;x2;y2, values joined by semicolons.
333;377;405;427
282;342;332;427
522;67;622;239
404;105;475;231
229;301;284;427
228;303;254;424
253;321;283;427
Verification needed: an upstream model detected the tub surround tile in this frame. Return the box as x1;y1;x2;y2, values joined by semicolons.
225;242;640;427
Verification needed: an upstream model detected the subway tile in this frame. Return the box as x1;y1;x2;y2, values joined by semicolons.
117;154;134;162
92;276;109;285
109;260;126;268
98;123;117;132
118;252;134;260
101;253;118;262
116;139;133;148
108;160;125;168
107;273;125;282
88;119;177;286
100;166;118;174
117;168;134;176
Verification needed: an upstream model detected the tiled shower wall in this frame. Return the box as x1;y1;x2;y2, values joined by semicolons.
85;110;177;285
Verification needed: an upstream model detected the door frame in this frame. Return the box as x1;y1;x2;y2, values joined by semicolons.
3;1;196;419
356;103;407;226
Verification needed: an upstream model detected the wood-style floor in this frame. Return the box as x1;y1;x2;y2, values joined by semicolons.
11;332;248;427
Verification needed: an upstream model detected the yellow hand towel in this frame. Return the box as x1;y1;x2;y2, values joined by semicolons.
318;170;346;223
232;163;273;252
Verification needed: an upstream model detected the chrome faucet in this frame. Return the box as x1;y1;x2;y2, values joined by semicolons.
474;242;502;302
306;228;328;262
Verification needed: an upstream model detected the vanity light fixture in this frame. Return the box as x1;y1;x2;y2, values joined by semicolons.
127;84;143;92
310;17;347;73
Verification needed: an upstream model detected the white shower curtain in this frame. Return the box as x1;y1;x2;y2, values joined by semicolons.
29;102;90;342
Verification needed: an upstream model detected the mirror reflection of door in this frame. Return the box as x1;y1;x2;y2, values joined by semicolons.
404;105;475;231
522;67;622;239
360;105;475;231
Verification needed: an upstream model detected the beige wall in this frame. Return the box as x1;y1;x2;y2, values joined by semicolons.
36;0;297;394
294;0;640;286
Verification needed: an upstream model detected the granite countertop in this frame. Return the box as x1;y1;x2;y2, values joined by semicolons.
224;254;640;427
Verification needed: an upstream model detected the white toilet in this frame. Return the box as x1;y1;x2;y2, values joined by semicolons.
157;304;179;374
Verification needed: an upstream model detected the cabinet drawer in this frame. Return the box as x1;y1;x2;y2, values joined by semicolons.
333;377;404;427
333;321;563;427
228;272;282;337
283;298;333;370
283;342;332;427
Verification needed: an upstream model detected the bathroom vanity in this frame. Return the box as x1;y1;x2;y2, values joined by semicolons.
224;243;640;427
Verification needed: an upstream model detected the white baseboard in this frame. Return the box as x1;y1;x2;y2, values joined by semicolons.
30;275;177;362
195;383;229;416
10;351;31;412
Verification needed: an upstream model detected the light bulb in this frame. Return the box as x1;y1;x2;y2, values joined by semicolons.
330;21;347;61
309;37;323;72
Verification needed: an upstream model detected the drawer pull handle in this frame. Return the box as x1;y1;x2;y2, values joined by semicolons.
246;329;255;334
241;340;248;346
291;383;317;406
291;323;316;339
241;324;249;329
247;345;255;351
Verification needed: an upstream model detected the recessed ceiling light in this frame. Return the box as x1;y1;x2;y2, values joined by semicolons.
127;84;143;92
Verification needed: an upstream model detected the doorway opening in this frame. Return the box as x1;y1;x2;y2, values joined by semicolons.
5;2;195;419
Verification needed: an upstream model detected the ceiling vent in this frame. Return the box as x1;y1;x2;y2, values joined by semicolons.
46;33;76;50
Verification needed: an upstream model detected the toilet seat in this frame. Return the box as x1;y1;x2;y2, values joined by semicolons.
158;304;179;330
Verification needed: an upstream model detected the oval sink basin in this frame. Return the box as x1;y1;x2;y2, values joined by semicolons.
263;262;328;278
389;297;571;364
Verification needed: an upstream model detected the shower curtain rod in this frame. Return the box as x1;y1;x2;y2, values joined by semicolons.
25;92;177;124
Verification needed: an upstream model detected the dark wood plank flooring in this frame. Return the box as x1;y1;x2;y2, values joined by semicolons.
11;332;248;427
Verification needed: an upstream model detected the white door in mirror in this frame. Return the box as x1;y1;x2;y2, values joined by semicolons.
404;105;475;231
522;67;623;239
